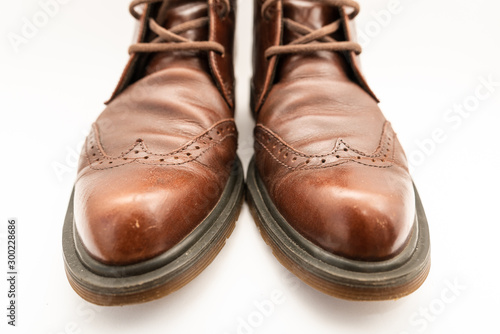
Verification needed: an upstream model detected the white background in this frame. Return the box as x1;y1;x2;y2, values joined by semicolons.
1;0;499;333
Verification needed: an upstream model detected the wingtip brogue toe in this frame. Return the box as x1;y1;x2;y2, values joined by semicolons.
247;0;430;300
62;0;243;306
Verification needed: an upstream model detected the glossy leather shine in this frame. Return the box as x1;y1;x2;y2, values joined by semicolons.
74;0;238;266
252;0;415;261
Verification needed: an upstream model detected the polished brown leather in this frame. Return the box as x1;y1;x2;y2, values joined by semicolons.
74;0;238;266
252;0;415;261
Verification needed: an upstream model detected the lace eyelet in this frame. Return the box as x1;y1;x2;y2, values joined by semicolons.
214;0;230;19
261;0;278;21
262;7;276;21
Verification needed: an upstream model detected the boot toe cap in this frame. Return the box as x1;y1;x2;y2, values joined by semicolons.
74;164;223;266
273;165;415;261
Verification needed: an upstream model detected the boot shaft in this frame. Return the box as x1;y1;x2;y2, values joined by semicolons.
109;0;237;109
251;0;377;114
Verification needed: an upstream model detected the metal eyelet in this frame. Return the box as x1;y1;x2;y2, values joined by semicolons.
214;0;230;19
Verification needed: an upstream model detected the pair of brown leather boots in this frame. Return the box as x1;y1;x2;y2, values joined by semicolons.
62;0;430;306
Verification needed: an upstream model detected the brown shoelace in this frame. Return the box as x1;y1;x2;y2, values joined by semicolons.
128;0;229;55
262;0;362;59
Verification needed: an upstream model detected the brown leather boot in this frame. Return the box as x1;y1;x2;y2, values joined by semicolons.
62;0;243;306
247;0;430;300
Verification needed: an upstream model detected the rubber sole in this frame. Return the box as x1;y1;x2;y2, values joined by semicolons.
246;157;431;301
63;158;244;306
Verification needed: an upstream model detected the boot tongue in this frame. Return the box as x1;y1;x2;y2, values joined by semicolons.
275;0;352;83
143;0;210;76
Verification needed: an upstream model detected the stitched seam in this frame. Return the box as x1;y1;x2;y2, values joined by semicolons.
88;159;136;171
255;121;397;170
339;122;389;157
256;2;282;112
88;133;236;170
256;140;391;170
92;119;235;159
136;133;236;166
256;140;360;170
256;122;392;159
208;1;233;107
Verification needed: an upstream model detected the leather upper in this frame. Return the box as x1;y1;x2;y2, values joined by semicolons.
252;0;415;261
74;0;237;266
